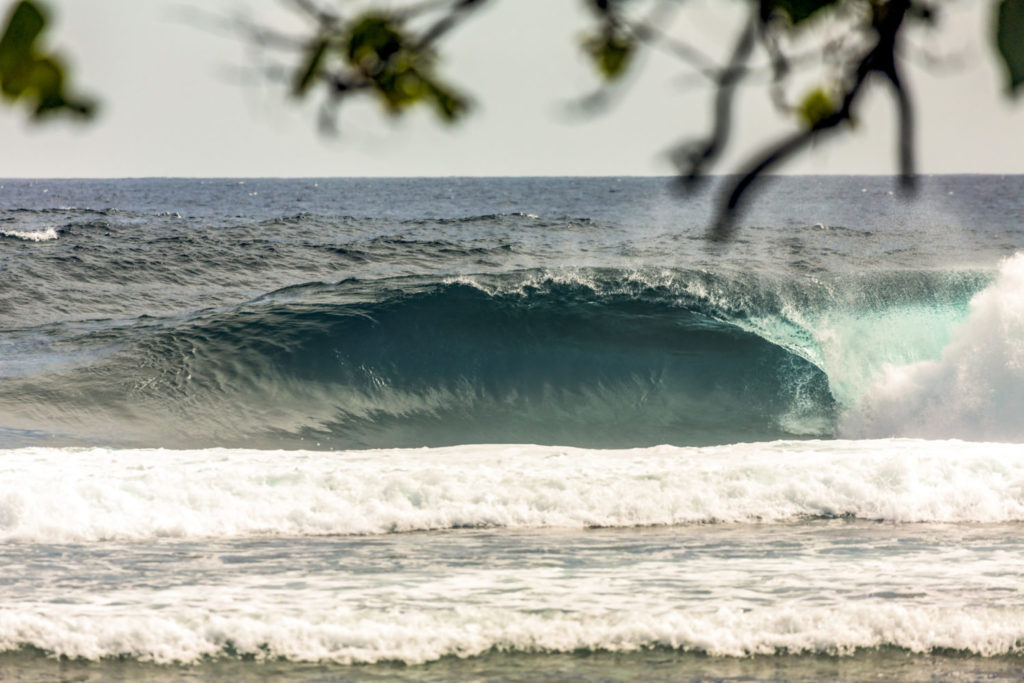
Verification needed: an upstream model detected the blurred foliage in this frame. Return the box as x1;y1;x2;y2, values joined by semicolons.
0;0;92;120
997;0;1024;93
344;14;467;120
796;87;837;127
291;12;468;122
279;3;479;126
582;28;634;80
766;0;842;26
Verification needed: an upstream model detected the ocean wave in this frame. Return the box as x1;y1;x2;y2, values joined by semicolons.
0;272;838;448
2;261;1016;448
2;440;1024;543
0;227;59;242
3;604;1024;664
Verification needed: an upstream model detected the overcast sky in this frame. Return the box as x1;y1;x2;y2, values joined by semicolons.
0;0;1021;177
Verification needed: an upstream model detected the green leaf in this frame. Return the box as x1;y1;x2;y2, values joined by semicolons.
767;0;840;26
0;0;93;119
25;56;92;118
0;1;45;79
997;0;1024;95
796;87;836;127
346;14;404;73
583;30;634;81
424;80;468;122
338;13;468;123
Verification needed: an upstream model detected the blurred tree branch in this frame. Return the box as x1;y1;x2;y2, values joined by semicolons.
242;0;1024;236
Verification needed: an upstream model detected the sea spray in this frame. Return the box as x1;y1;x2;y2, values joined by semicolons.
844;253;1024;441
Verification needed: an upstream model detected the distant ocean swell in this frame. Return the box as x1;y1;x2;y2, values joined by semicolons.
4;255;1021;449
3;440;1024;543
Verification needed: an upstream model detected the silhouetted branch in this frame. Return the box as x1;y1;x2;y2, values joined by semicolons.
415;0;490;51
285;0;339;26
887;61;916;186
669;10;758;183
228;0;950;237
711;0;914;239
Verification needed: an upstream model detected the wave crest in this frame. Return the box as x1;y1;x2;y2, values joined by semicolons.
0;227;59;242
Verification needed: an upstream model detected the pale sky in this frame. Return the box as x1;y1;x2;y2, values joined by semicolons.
0;0;1021;177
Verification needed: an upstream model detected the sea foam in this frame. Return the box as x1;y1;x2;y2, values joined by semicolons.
3;439;1024;542
0;227;58;242
3;604;1024;663
845;253;1024;441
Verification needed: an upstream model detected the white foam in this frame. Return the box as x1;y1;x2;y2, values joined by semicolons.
3;439;1024;542
2;604;1024;663
0;227;59;242
844;253;1024;441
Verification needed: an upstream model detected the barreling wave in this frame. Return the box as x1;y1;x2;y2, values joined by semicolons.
0;257;1016;449
0;269;830;448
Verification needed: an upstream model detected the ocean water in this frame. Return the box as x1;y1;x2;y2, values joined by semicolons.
1;175;1023;681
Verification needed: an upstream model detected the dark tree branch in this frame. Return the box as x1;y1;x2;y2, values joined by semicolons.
670;10;759;183
415;0;490;52
711;0;914;239
234;0;934;236
886;58;916;187
285;0;339;26
628;16;721;79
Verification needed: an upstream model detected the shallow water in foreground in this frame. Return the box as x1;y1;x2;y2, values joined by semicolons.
4;648;1024;682
4;517;1024;670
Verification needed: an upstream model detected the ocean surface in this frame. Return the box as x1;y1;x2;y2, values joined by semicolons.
1;175;1023;681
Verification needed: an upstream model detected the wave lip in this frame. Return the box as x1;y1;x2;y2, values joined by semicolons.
3;439;1024;543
